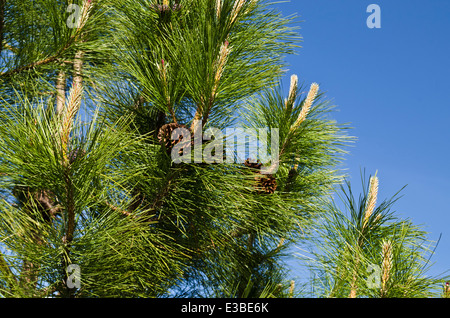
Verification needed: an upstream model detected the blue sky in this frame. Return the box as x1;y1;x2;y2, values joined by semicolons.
275;0;450;278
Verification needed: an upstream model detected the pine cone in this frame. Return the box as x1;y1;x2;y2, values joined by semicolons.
158;123;189;153
151;2;182;19
244;158;262;171
151;4;170;12
243;158;277;194
256;175;277;194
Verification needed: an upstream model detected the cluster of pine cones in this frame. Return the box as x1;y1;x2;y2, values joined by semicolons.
244;159;277;194
158;124;278;194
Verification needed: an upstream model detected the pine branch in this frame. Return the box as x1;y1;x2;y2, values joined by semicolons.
278;80;319;159
349;175;379;298
285;74;298;113
215;0;222;19
380;240;393;297
0;0;92;78
230;0;245;25
348;253;359;298
191;40;231;131
63;171;76;245
291;82;319;130
105;200;132;217
146;169;182;216
60;0;90;161
56;68;67;115
72;50;85;92
60;77;83;160
362;175;379;229
19;261;38;292
61;0;90;244
0;34;78;78
59;0;92;298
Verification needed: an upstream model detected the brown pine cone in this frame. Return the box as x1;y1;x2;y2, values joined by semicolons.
256;175;277;194
151;4;170;12
244;158;263;171
158;123;190;153
243;159;277;194
151;3;181;18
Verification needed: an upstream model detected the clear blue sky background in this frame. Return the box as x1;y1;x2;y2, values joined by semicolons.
275;0;450;279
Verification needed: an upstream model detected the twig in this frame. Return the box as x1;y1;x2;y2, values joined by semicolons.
105;201;132;217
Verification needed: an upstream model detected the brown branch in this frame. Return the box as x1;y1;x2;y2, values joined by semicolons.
60;168;76;298
149;176;175;213
55;68;67;115
198;96;215;130
191;102;204;131
62;0;90;242
60;51;85;297
19;261;38;291
2;56;56;78
105;201;132;217
72;51;84;88
64;172;75;245
126;166;188;226
60;1;92;297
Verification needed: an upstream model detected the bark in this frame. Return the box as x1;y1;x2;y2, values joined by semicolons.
56;69;66;114
72;51;84;89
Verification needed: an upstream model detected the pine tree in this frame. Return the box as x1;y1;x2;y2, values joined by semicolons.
0;0;353;298
1;0;447;300
301;172;448;298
